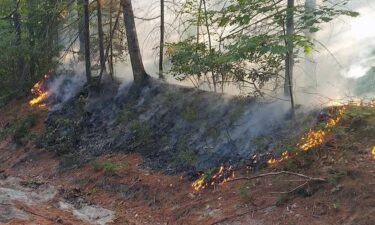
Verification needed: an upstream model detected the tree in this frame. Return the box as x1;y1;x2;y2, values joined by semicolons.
77;0;85;57
167;0;358;104
159;0;165;80
97;0;106;80
284;0;295;116
12;0;25;87
83;0;92;83
121;0;149;87
304;0;317;91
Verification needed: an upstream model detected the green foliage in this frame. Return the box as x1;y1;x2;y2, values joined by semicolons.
345;106;375;120
42;116;81;155
0;0;65;95
181;106;198;122
129;120;153;148
176;137;197;165
92;160;129;175
92;161;118;174
168;0;358;94
0;112;38;142
116;106;138;124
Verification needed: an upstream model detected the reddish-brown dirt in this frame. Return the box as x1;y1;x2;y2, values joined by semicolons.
0;100;374;225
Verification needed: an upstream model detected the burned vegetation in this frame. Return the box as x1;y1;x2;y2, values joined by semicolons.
35;79;304;175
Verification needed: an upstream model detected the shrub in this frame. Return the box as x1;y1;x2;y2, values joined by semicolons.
0;112;38;142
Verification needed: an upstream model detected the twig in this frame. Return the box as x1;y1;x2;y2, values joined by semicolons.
226;171;326;183
270;180;309;194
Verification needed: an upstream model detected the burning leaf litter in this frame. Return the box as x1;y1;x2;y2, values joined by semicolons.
192;105;350;191
29;75;50;107
192;165;235;191
372;146;375;160
267;106;347;166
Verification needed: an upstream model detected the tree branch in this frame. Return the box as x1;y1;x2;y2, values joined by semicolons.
0;0;20;20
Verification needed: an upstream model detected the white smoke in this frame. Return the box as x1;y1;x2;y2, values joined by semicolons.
47;63;87;110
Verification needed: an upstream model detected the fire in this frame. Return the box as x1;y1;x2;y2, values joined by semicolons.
29;75;49;107
267;151;290;166
298;129;326;151
267;106;347;166
192;165;234;191
372;146;375;160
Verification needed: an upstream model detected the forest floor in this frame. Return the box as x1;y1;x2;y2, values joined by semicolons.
0;99;375;225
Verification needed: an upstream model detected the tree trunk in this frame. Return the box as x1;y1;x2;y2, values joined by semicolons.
27;0;36;81
77;0;85;58
159;0;165;80
202;0;216;92
83;0;92;83
12;1;26;88
97;0;106;79
304;0;317;91
109;0;114;79
121;0;149;87
284;0;295;116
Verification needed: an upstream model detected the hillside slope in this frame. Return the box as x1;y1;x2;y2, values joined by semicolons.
0;94;374;225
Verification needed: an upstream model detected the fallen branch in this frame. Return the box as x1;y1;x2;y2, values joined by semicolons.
226;171;326;195
226;171;326;183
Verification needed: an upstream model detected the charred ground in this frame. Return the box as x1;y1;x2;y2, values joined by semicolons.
0;83;374;225
39;80;308;175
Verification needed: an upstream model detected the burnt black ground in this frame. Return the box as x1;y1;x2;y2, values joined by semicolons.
41;79;313;175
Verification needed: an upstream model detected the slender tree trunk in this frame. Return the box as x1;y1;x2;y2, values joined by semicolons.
27;0;35;81
121;0;149;87
284;0;295;116
77;0;85;58
12;1;26;88
196;0;202;45
196;0;212;89
159;0;165;80
304;0;317;91
109;0;114;79
83;0;92;83
97;0;106;79
202;0;216;92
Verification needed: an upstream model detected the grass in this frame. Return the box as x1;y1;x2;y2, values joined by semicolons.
175;136;197;166
181;106;198;123
92;161;118;174
116;104;138;124
128;120;153;148
92;160;130;175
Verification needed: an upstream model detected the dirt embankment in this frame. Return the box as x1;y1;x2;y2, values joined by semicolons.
0;98;375;225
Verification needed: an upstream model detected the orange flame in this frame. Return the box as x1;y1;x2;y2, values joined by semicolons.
372;146;375;160
192;165;234;191
267;106;347;166
29;75;49;107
